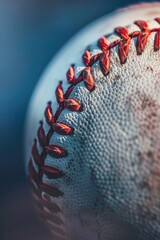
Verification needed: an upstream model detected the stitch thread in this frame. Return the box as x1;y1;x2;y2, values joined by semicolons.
28;19;160;234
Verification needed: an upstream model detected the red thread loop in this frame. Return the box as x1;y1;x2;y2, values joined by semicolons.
46;144;68;158
64;98;82;111
98;36;109;51
37;198;61;212
56;81;64;104
100;50;110;76
155;18;160;24
42;165;64;179
154;31;160;51
135;20;149;31
119;38;131;64
32;139;42;166
44;102;54;126
83;67;95;92
154;19;160;51
135;20;150;55
52;122;74;135
37;121;47;147
136;31;150;55
115;26;129;39
43;212;64;225
115;27;131;64
39;183;64;197
28;159;40;185
43;203;61;213
66;65;75;84
83;50;92;66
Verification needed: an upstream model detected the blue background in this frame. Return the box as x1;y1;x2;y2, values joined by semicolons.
0;0;155;239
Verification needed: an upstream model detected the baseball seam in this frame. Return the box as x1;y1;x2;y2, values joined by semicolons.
28;18;160;236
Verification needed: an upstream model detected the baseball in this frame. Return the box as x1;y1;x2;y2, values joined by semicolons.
25;3;160;240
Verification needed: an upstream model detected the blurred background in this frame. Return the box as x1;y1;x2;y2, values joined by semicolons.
0;0;156;239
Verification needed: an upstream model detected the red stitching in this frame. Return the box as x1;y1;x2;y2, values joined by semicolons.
134;20;151;55
44;102;54;126
64;98;83;111
28;19;160;231
154;18;160;51
99;47;110;76
66;65;75;83
56;81;64;104
115;26;131;64
42;165;64;179
45;145;68;158
52;122;74;135
83;50;92;66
